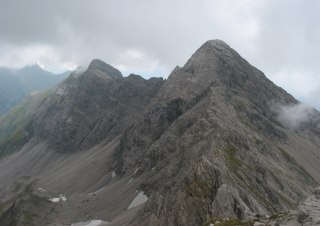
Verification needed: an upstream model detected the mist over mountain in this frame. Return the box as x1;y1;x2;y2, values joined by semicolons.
12;64;70;93
0;40;319;226
0;65;69;115
0;71;25;115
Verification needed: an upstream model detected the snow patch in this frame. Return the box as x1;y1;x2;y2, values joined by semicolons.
49;194;67;203
133;167;140;175
127;191;148;209
88;185;107;195
71;220;108;226
38;187;46;192
111;171;116;178
128;178;134;183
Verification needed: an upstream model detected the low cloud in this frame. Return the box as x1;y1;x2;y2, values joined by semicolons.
0;0;320;108
273;103;318;129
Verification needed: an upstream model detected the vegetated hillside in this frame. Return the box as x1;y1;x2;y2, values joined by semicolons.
0;65;69;115
0;90;51;158
0;40;319;226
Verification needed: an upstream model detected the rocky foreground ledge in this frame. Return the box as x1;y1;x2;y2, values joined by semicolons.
205;187;320;226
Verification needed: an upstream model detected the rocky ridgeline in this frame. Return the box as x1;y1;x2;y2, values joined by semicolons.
206;186;320;226
277;186;320;226
0;40;320;226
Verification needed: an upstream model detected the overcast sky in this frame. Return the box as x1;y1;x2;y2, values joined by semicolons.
0;0;319;108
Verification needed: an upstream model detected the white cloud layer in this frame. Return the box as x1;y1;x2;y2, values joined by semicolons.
0;0;319;108
274;103;317;129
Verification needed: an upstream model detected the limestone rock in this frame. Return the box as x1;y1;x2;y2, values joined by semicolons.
315;186;320;199
0;40;320;226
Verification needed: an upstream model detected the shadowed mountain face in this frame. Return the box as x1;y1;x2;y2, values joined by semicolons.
0;65;69;115
33;61;164;153
0;40;319;226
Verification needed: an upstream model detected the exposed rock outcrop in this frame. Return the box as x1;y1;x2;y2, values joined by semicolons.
0;40;319;226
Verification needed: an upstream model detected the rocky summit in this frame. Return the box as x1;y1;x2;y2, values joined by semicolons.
0;40;319;226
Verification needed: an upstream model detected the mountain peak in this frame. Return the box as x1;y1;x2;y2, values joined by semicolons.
22;64;43;72
162;39;293;107
88;59;108;69
204;39;230;48
1;39;320;226
188;39;234;63
87;59;122;79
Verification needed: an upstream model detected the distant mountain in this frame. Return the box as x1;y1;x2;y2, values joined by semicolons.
0;40;319;226
0;70;25;115
12;64;70;93
0;65;69;115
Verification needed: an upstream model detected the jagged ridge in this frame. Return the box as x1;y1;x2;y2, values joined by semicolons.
0;40;319;226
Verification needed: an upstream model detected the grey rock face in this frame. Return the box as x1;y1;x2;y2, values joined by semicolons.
86;59;123;79
211;184;250;219
0;40;320;226
33;68;164;153
315;186;320;199
114;40;319;226
270;187;320;226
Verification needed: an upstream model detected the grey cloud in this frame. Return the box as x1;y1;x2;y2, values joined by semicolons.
0;0;320;108
253;0;320;73
273;103;318;129
0;0;264;71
